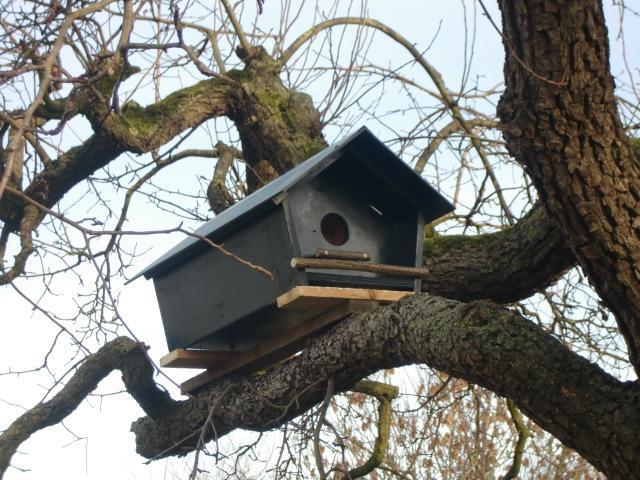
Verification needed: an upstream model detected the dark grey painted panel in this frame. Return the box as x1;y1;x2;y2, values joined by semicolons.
285;159;419;280
306;272;415;290
195;303;316;350
153;207;296;350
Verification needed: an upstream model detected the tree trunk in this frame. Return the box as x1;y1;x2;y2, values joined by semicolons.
497;0;640;373
227;48;327;192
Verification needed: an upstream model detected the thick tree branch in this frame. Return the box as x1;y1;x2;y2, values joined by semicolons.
422;203;574;302
88;77;233;154
0;76;233;231
225;47;326;192
131;294;640;480
0;337;177;477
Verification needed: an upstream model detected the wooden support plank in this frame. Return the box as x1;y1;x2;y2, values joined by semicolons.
277;286;413;310
160;349;239;369
180;299;377;393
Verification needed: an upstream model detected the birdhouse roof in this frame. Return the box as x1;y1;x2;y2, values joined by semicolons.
134;126;453;280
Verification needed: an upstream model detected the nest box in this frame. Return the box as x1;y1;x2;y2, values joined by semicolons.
135;127;453;352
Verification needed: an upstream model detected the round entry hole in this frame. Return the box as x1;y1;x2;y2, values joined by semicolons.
321;213;349;246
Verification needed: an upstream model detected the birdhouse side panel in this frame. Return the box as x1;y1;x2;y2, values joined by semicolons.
152;207;299;351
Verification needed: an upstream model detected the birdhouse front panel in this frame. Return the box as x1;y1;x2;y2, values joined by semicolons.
284;151;421;290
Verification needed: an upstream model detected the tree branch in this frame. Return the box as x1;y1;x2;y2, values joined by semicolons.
0;337;178;477
501;399;529;480
0;0;119;201
0;205;40;285
87;76;233;154
131;294;640;479
218;0;253;58
422;203;574;302
2;294;635;479
0;77;233;230
207;142;240;214
336;380;399;480
415;117;499;174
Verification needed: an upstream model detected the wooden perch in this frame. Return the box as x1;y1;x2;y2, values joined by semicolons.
160;349;235;369
291;257;430;279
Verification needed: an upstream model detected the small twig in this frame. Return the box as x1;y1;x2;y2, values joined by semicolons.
4;186;273;279
313;376;336;480
501;398;530;480
169;6;235;81
190;384;239;479
82;231;190;396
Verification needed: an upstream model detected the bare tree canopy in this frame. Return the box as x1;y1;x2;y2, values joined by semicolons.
1;0;639;478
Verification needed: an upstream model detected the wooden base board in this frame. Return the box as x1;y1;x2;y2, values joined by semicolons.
159;349;234;369
160;286;414;393
276;285;413;310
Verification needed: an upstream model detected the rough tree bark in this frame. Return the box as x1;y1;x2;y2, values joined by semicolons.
422;203;574;302
497;0;640;374
226;47;327;191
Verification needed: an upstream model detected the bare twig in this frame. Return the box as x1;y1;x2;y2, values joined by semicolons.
190;384;240;480
313;376;336;480
4;186;273;279
501;399;530;480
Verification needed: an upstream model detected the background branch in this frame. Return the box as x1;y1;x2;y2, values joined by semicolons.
0;337;177;477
